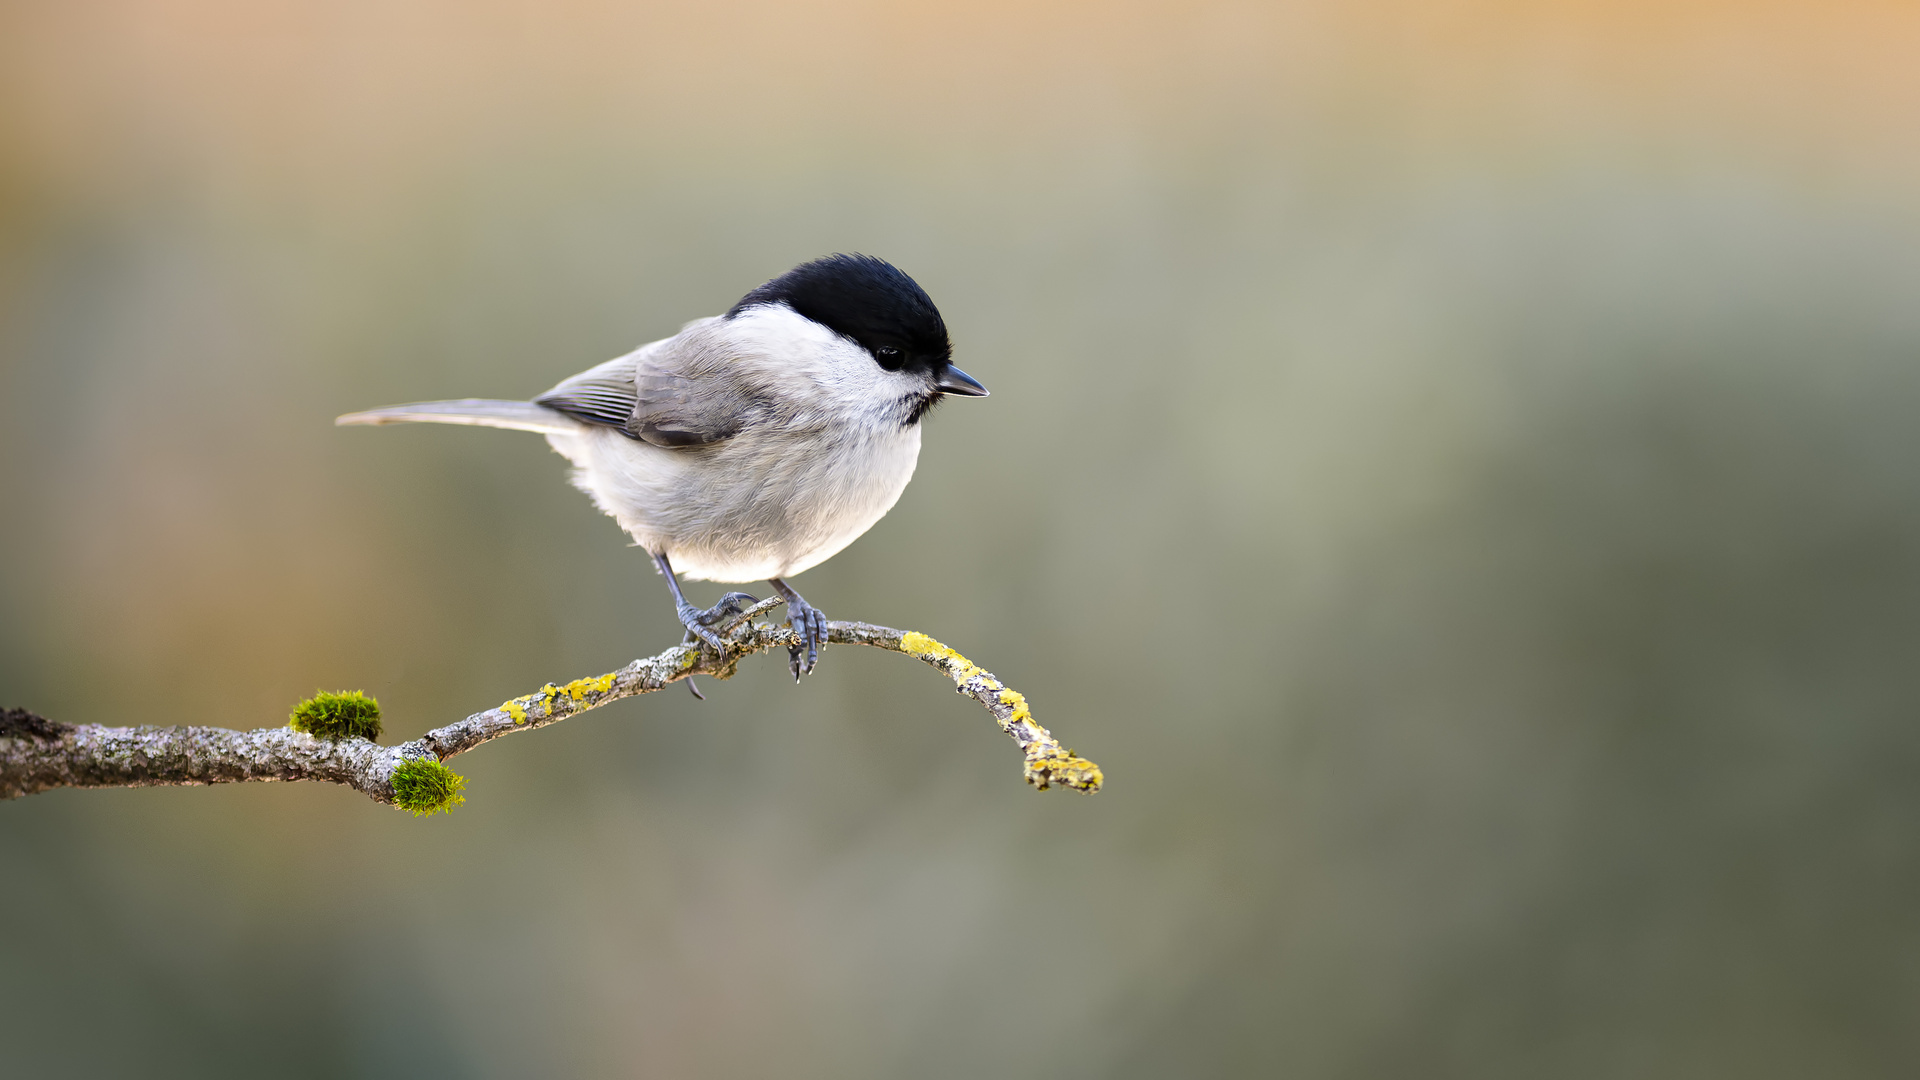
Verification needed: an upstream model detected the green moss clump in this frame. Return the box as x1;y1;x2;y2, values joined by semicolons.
390;757;467;816
288;690;383;742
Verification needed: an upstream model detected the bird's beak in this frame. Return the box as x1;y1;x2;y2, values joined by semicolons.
934;365;989;397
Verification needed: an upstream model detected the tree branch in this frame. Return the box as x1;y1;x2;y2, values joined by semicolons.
0;618;1103;809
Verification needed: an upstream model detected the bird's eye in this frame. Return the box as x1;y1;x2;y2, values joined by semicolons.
874;345;906;371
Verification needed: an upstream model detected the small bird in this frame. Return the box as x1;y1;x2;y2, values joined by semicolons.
338;254;987;683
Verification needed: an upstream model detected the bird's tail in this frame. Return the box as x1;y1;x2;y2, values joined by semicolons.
335;398;581;435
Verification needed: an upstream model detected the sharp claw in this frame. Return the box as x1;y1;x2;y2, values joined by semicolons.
678;592;761;651
715;595;785;636
785;604;824;675
766;579;826;682
710;592;759;619
675;602;728;651
686;676;705;700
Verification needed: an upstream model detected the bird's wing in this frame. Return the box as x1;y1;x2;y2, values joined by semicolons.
534;330;759;449
533;354;642;429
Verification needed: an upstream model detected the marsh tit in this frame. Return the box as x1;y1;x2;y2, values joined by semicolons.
338;254;986;683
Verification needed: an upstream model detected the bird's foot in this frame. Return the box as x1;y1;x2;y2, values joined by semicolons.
769;582;827;681
676;592;760;652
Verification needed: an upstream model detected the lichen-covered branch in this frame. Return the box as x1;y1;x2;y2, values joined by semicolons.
0;619;1102;811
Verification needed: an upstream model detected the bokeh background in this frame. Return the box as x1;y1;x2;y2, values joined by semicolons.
5;1;1920;1076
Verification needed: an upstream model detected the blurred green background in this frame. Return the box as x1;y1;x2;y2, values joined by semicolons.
5;1;1920;1076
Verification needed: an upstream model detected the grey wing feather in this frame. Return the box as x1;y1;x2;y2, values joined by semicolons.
335;398;579;434
625;366;748;447
535;338;756;449
534;354;641;429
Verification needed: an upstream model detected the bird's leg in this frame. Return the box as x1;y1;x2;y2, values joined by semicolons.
768;578;827;681
682;592;775;701
651;552;758;652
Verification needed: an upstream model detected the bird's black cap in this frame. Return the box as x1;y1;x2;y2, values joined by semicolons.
729;254;952;375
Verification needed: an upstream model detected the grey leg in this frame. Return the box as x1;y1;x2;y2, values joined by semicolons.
768;578;827;681
651;551;758;652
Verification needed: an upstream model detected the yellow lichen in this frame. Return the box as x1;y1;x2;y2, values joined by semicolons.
898;630;951;661
1024;745;1104;792
899;631;984;683
996;688;1033;728
499;673;617;725
561;672;618;701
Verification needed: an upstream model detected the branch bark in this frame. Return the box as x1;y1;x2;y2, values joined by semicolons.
0;614;1103;807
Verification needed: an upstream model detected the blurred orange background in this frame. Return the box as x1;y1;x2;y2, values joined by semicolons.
5;2;1920;1076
